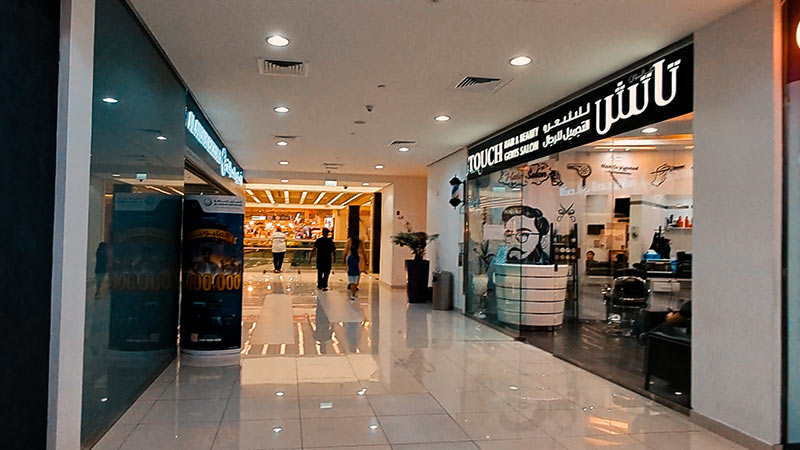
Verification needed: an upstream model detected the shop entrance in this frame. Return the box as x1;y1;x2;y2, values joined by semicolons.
242;182;383;274
465;113;693;408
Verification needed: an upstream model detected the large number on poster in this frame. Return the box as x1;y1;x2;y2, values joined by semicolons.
181;195;244;352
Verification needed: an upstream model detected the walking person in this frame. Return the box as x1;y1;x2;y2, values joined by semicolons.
311;228;336;291
345;236;367;300
94;241;109;299
271;226;287;273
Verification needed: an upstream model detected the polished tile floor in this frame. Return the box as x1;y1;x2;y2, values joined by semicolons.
93;270;743;450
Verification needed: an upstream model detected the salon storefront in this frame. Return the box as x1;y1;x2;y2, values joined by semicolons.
463;39;694;408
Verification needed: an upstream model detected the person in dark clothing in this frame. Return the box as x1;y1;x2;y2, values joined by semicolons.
94;242;109;298
637;300;692;345
311;228;336;290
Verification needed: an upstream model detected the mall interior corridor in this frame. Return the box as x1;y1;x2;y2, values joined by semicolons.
91;270;740;450
9;0;800;448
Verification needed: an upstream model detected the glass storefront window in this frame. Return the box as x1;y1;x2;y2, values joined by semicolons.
465;113;694;407
81;0;186;446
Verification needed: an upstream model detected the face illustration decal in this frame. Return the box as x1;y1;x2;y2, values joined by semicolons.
502;205;551;264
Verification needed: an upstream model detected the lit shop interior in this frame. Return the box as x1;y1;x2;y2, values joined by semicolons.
243;183;381;271
465;113;693;408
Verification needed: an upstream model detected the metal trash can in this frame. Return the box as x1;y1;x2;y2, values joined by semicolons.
432;270;453;310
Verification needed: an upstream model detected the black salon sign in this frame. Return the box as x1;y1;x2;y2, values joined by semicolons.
467;43;693;177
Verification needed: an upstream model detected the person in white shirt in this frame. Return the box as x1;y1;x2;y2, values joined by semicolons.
271;227;287;273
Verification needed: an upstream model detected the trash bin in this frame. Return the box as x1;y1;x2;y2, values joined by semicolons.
432;270;453;310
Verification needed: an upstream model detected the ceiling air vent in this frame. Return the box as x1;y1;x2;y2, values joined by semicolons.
388;140;417;146
322;162;345;171
454;76;510;93
258;59;308;77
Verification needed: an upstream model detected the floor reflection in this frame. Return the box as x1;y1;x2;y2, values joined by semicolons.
92;267;740;450
240;270;378;357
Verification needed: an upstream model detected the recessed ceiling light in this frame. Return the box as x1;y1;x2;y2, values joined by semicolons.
362;182;370;186
357;388;368;395
509;56;532;66
272;426;283;433
685;145;694;149
368;424;379;431
275;391;285;397
398;146;410;152
609;149;615;152
324;179;337;187
156;135;167;141
281;179;289;183
266;35;290;47
102;97;119;104
276;141;288;147
274;106;290;113
111;173;121;177
374;164;384;169
434;115;450;122
642;127;658;134
279;160;289;165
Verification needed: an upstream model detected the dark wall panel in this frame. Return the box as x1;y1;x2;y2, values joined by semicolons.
0;1;61;448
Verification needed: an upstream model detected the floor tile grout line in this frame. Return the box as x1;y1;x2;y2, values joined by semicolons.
295;355;305;449
110;386;162;450
345;348;391;447
209;396;232;449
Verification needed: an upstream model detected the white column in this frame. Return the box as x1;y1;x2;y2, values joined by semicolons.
692;0;783;445
48;0;95;448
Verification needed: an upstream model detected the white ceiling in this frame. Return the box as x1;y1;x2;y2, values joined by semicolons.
129;0;748;179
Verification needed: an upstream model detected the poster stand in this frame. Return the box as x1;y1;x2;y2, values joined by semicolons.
180;195;244;367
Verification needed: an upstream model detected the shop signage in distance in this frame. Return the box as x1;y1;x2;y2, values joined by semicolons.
467;43;693;177
185;111;245;185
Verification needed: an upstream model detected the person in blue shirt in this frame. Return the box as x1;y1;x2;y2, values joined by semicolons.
345;237;366;299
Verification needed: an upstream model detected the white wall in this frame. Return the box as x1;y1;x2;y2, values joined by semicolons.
427;149;466;310
693;0;782;444
379;184;395;285
49;0;95;448
378;177;428;287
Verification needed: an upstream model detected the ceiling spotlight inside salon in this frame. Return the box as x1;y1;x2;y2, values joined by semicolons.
642;127;658;134
266;35;290;47
509;56;532;66
102;97;119;104
398;147;410;152
374;164;384;170
277;140;288;147
434;115;450;122
279;160;289;165
156;135;167;141
274;106;290;113
281;179;289;183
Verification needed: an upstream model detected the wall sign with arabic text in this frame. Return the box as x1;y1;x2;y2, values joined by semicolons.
467;43;692;178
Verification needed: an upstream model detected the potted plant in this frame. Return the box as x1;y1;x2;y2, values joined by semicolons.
392;221;437;303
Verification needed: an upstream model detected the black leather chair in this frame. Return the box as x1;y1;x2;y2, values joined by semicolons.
604;268;649;336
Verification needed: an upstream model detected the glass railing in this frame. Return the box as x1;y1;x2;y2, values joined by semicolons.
244;238;372;271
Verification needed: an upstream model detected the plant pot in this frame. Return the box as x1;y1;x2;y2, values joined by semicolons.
405;259;430;303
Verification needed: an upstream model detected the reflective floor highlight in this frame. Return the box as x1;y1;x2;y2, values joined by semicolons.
93;270;742;449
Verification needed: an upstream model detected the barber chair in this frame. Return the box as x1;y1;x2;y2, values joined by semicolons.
603;269;650;336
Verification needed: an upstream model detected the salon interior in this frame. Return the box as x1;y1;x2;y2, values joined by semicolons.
465;113;694;408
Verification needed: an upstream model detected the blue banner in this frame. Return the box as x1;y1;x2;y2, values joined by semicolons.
181;195;244;352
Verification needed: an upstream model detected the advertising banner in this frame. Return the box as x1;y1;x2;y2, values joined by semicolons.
109;193;182;351
181;195;244;355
